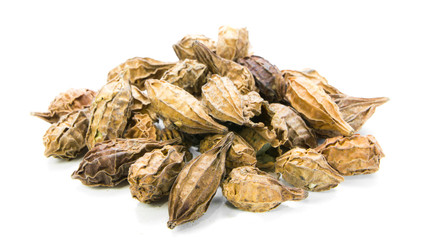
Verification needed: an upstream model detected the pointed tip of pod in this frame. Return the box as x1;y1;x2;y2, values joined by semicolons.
167;221;176;229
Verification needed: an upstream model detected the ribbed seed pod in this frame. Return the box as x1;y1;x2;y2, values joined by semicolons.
222;166;308;212
217;26;250;61
43;108;90;160
282;69;342;95
128;145;189;203
276;148;344;192
123;113;157;140
32;88;96;124
72;138;175;187
156;128;184;144
173;34;216;60
315;134;385;176
239;126;279;152
167;132;234;229
242;91;265;119
145;79;227;134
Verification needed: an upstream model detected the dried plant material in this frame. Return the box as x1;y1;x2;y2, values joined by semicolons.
239;126;278;153
238;56;285;102
167;132;234;229
242;91;265;119
285;74;354;136
145;79;228;134
267;103;317;148
217;26;249;61
222;166;308;212
156;128;184;144
85;77;133;149
124;113;157;140
316;134;385;176
72;138;174;187
276;148;344;192
193;41;256;94
173;34;216;60
160;59;208;96
282;69;342;96
43;108;89;160
256;152;277;170
128;145;189;203
32;88;96;124
107;57;175;89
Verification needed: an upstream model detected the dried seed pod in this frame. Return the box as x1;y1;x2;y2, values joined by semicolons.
285;74;354;136
85;77;133;149
124;113;157;140
43;108;90;160
32;88;96;124
107;57;175;89
275;148;344;192
238;55;285;102
193;41;256;94
72;138;174;187
267;103;317;148
217;26;249;61
283;69;342;95
128;145;189;203
167;132;234;229
316;134;385;176
242;91;265;119
156;128;184;144
160;59;208;96
222;166;308;212
145;79;227;134
239;126;278;153
173;34;216;60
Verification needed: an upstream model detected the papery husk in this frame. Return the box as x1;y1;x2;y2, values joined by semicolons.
217;26;250;61
282;69;342;95
242;91;265;119
124;113;157;140
239;126;279;152
173;34;216;60
222;166;308;212
156;128;184;144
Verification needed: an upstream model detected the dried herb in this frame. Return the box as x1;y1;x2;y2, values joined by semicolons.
217;26;249;61
173;34;216;60
124;113;157;140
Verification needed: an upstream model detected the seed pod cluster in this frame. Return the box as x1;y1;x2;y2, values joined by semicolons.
33;26;387;229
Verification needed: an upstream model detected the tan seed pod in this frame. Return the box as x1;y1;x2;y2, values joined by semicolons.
43;108;90;160
32;88;96;124
315;134;385;176
128;145;189;203
283;69;342;96
276;148;344;192
72;138;175;187
217;26;250;61
193;41;256;94
222;166;308;212
145;79;227;134
123;113;157;140
173;34;216;60
167;132;234;229
85;77;133;150
239;126;279;152
107;57;175;89
155;128;184;144
242;91;265;119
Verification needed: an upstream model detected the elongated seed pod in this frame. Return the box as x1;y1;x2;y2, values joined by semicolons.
217;26;250;61
173;35;216;60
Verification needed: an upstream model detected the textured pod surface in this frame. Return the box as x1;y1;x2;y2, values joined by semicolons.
238;56;285;102
222;166;308;212
239;126;278;152
85;78;133;149
160;59;208;96
32;88;96;124
156;128;184;144
217;26;249;61
167;132;234;229
276;148;344;192
316;134;385;176
43;108;89;160
283;69;342;95
107;57;175;89
128;145;188;203
173;34;216;60
193;41;256;94
72;138;173;187
145;79;227;134
285;74;354;136
124;113;157;140
242;91;265;119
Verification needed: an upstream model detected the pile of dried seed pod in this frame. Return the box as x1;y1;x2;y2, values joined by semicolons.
32;26;388;229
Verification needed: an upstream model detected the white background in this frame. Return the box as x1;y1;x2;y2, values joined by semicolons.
1;0;426;239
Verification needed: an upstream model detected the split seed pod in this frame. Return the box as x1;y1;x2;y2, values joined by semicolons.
222;166;308;212
217;26;249;61
173;34;216;60
167;132;234;229
124;113;157;140
316;134;385;176
32;88;96;124
275;148;344;192
145;79;228;134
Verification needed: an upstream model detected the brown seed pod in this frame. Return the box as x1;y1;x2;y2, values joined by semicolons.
282;69;342;96
85;77;133;149
173;34;216;60
155;128;184;144
123;113;157;140
217;26;250;61
167;132;234;229
193;41;256;94
315;134;385;176
222;166;308;212
242;91;265;119
239;126;279;152
145;79;228;134
32;88;96;124
107;57;175;89
275;148;344;192
43;108;90;160
128;145;189;203
72;138;175;187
